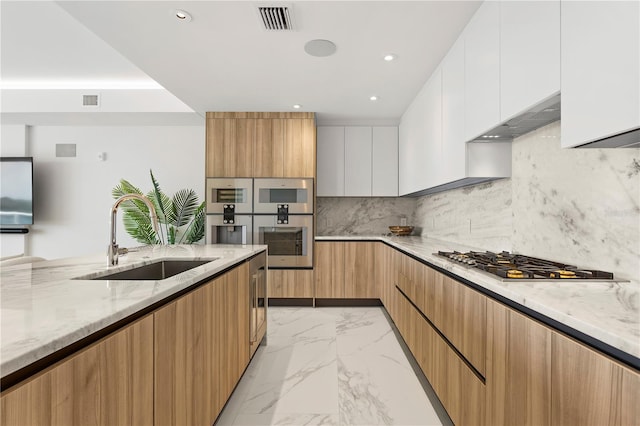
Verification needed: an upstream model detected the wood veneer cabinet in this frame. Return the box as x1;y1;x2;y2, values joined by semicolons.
315;241;345;298
314;241;378;299
551;331;640;425
486;300;552;426
0;316;154;426
205;112;316;178
268;269;314;298
154;263;249;426
374;242;394;306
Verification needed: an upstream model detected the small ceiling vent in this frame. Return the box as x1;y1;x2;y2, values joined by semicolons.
82;94;99;107
258;5;294;31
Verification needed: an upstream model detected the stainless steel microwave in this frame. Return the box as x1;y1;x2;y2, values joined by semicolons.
253;178;313;215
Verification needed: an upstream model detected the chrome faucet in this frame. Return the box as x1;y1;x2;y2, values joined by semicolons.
108;194;160;266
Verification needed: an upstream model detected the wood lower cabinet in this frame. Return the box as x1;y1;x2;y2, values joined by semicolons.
315;241;378;299
551;331;640;426
486;300;552;426
393;287;486;426
268;269;314;298
315;241;345;298
374;242;394;307
154;263;249;426
0;316;154;426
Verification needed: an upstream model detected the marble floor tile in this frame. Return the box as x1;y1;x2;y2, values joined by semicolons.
216;307;444;426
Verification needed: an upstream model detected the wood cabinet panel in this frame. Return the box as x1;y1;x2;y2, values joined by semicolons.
1;316;154;426
254;118;285;177
268;269;314;298
283;118;316;178
205;118;255;177
486;300;551;426
551;332;640;425
315;241;345;298
154;264;249;426
374;243;394;307
344;242;377;298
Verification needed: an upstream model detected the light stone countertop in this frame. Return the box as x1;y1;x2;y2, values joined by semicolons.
0;244;267;378
316;235;640;363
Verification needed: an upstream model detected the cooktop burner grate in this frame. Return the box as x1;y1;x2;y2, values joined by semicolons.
436;251;615;280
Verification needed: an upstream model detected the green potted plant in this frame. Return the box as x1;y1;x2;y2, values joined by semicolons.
112;170;205;244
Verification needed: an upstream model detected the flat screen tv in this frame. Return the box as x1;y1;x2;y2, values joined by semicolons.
0;157;34;225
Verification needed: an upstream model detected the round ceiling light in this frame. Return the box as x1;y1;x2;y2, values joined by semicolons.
293;104;302;109
304;39;337;57
173;9;192;22
383;54;396;61
370;95;378;101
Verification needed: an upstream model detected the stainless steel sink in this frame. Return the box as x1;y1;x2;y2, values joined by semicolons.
77;259;217;281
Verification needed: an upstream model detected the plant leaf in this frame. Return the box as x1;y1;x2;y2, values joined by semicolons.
172;189;199;227
183;202;205;244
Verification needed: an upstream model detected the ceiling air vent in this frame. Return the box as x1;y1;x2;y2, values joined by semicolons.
258;5;294;31
82;94;99;107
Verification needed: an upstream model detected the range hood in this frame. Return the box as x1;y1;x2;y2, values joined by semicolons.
472;94;561;143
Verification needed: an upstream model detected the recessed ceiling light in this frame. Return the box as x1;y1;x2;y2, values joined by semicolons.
304;39;337;57
383;54;396;62
293;104;302;109
370;95;378;101
173;9;192;22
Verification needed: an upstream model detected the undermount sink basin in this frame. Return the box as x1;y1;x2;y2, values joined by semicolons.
77;259;217;281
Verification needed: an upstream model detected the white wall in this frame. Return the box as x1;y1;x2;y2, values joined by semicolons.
26;125;205;259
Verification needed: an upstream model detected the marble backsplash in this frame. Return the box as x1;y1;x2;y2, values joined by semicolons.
413;178;513;251
511;121;639;283
316;197;416;236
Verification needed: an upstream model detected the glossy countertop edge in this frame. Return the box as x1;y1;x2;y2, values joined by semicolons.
316;235;640;363
0;244;267;378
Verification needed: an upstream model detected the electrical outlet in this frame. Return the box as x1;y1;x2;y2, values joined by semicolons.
400;217;407;226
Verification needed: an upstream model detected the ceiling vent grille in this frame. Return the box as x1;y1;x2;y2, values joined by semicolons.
82;94;99;107
258;6;293;31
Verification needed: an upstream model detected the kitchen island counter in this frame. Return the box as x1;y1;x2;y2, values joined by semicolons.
0;244;267;380
316;235;640;366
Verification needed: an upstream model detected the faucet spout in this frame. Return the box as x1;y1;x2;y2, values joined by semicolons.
108;194;160;266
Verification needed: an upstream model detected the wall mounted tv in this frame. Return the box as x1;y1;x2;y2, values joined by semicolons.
0;157;34;226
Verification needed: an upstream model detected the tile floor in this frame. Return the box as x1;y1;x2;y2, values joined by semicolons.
215;307;450;426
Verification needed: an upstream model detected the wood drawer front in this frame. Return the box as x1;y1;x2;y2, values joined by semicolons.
344;242;378;298
269;269;314;298
430;270;487;376
395;288;486;426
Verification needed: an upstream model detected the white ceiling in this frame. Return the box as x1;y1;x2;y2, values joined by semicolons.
2;1;482;125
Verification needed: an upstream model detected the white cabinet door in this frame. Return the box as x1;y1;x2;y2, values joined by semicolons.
316;126;345;196
442;36;466;184
372;127;398;196
344;127;372;196
424;68;443;188
464;0;500;141
399;85;429;195
500;0;560;122
561;1;640;148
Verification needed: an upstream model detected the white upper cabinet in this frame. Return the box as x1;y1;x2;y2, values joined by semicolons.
500;0;560;122
399;83;429;195
464;0;500;141
317;126;398;197
561;1;640;148
344;127;372;196
442;36;466;184
317;126;345;196
424;68;443;188
372;127;398;196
